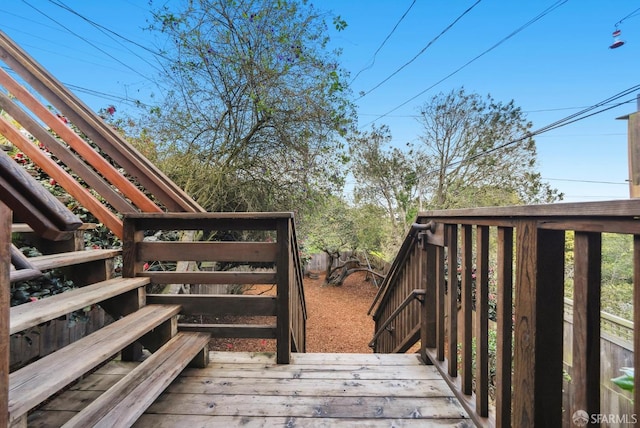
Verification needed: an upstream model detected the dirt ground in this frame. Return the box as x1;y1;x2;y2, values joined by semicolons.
208;271;380;353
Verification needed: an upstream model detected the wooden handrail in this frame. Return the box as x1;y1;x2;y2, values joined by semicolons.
0;30;204;213
368;289;424;349
368;222;433;315
0;149;82;240
0;68;162;214
0;115;123;237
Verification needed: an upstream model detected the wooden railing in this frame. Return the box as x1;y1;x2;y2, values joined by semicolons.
369;200;640;427
122;212;306;364
0;29;203;240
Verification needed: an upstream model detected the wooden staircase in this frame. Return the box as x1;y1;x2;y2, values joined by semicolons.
8;265;209;427
8;225;210;427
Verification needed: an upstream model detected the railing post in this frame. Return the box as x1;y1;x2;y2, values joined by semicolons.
420;239;437;363
572;232;601;420
276;218;291;364
634;235;640;414
0;201;10;428
513;221;564;427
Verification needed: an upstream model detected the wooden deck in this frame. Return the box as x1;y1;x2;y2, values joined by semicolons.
28;351;472;427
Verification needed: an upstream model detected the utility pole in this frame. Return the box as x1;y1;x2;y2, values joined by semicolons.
619;95;640;198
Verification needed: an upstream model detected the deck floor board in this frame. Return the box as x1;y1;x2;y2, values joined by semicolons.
29;351;472;427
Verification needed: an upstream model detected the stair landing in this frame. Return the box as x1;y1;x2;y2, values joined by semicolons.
29;351;472;427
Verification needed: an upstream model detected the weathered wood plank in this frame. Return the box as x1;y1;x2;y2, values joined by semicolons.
141;271;276;285
0;202;11;426
177;323;276;338
84;364;446;382
164;377;455;398
147;295;277;316
62;332;210;428
149;394;469;419
133;415;475;427
30;350;470;426
42;391;469;419
137;241;278;262
28;249;122;271
10;277;149;334
8;305;181;423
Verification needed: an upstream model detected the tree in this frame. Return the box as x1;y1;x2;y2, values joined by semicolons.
349;125;426;241
134;0;353;216
302;195;358;279
416;88;562;209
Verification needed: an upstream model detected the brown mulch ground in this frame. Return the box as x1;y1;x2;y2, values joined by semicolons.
208;271;380;353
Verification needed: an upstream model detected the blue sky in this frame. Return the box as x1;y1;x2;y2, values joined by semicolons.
1;1;639;201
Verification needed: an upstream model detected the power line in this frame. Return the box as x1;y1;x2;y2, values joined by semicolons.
614;5;640;27
46;0;167;60
350;0;416;85
425;84;640;177
356;0;482;101
543;177;627;185
361;0;568;128
21;0;156;84
358;101;637;118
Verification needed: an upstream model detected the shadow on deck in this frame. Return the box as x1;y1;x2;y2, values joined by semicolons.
30;352;472;427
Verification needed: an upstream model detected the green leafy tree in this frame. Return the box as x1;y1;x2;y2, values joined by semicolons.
302;195;359;279
416;88;562;209
135;0;354;216
349;125;425;242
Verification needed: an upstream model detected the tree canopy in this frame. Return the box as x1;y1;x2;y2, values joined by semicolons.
415;88;562;209
135;0;353;215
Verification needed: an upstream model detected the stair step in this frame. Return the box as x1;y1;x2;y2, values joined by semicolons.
8;304;182;424
10;277;150;335
62;332;210;428
27;248;122;271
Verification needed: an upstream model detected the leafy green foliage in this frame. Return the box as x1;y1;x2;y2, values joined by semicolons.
349;124;425;248
134;0;355;218
612;367;634;393
416;88;563;208
565;232;634;321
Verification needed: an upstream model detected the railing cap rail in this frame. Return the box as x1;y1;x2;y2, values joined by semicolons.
418;199;640;219
123;212;294;220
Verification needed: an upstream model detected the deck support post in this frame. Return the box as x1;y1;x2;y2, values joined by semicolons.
1;201;10;428
513;221;564;427
276;219;291;364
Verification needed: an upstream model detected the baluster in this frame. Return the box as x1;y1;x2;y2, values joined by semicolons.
461;225;473;395
496;226;514;427
447;224;458;377
476;226;489;417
